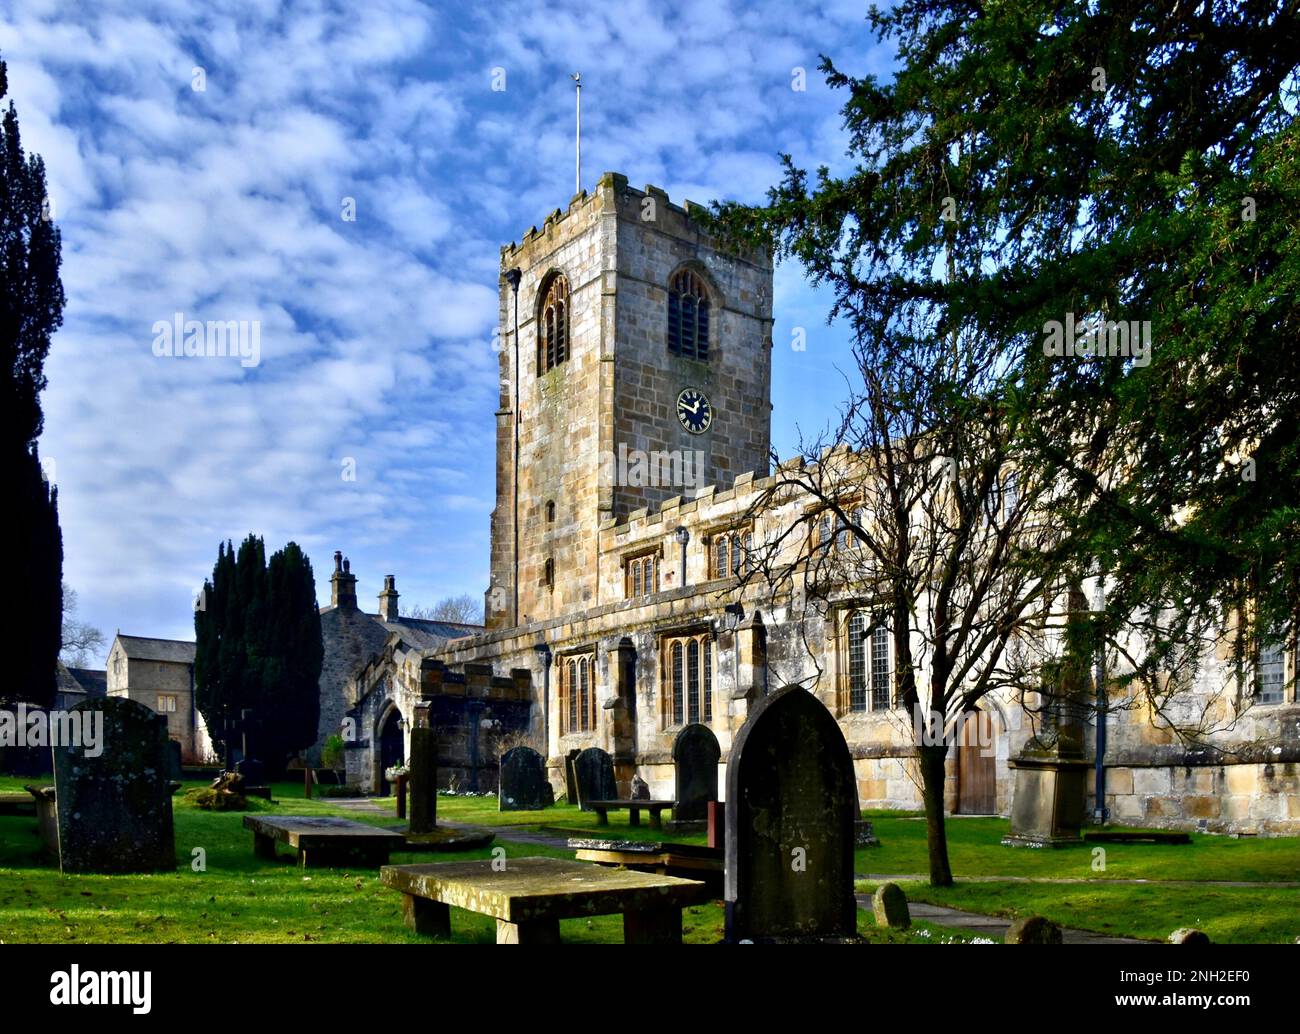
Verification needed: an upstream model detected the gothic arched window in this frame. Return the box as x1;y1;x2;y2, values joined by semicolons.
843;610;893;714
538;273;571;374
664;631;713;726
667;268;711;361
559;651;597;735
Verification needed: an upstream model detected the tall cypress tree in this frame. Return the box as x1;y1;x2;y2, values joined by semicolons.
194;535;322;772
2;52;65;709
260;543;322;770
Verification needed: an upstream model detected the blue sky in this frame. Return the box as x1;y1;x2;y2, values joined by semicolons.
1;0;893;659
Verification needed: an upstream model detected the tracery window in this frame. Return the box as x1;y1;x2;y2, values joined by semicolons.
667;268;711;361
559;652;597;734
538;273;570;374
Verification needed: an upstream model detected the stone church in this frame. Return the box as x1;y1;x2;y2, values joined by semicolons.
333;171;1299;836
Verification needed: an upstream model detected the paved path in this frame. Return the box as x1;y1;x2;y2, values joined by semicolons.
852;892;1150;943
860;873;1300;888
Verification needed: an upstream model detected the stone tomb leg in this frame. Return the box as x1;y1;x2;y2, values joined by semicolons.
253;830;277;860
623;906;683;944
496;917;562;944
402;894;451;938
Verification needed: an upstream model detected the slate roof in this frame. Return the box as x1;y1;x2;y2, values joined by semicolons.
67;667;108;697
115;634;197;665
372;615;480;650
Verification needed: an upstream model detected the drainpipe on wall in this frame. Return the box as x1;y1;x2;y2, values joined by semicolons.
506;267;522;627
1093;574;1108;824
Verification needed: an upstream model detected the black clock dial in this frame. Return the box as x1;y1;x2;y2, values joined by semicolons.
676;388;712;434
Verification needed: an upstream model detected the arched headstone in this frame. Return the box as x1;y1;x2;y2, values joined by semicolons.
499;746;552;811
53;697;176;874
572;747;617;810
673;723;720;822
724;686;857;942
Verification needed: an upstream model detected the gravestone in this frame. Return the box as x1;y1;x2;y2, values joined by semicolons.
563;748;581;804
408;704;436;835
725;685;857;942
1005;915;1062;944
166;739;183;782
629;773;651;800
872;882;910;929
53;697;175;874
235;757;265;786
572;747;617;810
672;723;720;822
499;746;552;811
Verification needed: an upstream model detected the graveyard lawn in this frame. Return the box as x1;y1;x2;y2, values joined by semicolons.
849;813;1300;883
883;881;1300;945
0;779;976;944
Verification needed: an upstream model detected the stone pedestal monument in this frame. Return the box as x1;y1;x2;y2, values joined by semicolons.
1003;586;1093;848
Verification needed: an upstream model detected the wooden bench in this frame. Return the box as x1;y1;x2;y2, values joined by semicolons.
381;856;710;944
586;799;674;829
243;815;404;868
568;837;723;889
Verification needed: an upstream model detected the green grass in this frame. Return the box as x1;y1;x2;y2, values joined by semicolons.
886;880;1300;944
4;777;1295;943
0;780;983;944
850;813;1300;883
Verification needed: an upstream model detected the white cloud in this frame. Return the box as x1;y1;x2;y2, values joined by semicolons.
3;0;877;660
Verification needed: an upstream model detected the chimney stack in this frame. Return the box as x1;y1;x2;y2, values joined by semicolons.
378;575;400;622
330;551;358;609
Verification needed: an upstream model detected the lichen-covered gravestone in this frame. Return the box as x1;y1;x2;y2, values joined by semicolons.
408;703;437;835
572;747;617;810
872;882;910;929
725;686;857;942
499;746;552;811
673;723;720;822
53;697;175;874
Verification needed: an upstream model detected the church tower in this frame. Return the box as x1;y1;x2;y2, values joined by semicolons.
485;172;773;629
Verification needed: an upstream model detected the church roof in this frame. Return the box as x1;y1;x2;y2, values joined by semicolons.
114;633;196;665
66;667;108;697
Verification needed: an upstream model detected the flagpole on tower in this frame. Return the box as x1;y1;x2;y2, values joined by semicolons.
572;72;581;194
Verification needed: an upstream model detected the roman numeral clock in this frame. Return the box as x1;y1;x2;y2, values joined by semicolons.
676;387;712;434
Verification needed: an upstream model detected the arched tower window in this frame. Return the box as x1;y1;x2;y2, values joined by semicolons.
667;268;711;361
546;500;556;523
538;273;570;374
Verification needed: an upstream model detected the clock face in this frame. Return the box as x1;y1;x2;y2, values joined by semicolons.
676;387;712;434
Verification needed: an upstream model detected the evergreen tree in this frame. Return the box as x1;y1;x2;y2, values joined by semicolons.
194;535;322;772
259;543;323;768
1;52;65;708
712;1;1299;884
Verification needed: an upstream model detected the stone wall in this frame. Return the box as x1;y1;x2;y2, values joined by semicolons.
313;603;391;766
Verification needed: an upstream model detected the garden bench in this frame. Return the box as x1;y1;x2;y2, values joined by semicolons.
381;856;710;944
244;814;403;867
585;799;674;829
567;837;723;889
